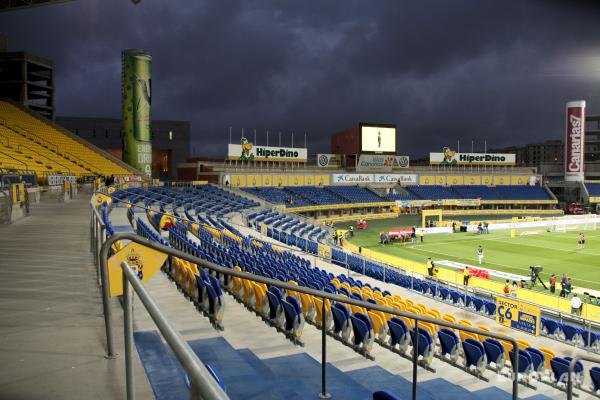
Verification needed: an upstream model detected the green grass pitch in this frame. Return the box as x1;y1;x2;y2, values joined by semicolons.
340;216;600;292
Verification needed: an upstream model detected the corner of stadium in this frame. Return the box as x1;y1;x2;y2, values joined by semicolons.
3;3;600;400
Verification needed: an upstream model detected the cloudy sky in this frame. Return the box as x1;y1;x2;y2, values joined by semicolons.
2;0;600;158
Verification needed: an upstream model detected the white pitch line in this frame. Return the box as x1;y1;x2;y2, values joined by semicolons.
394;240;600;287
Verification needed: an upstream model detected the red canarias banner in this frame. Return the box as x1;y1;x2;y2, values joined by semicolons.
565;101;585;181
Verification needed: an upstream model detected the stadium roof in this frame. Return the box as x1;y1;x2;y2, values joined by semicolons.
0;0;71;12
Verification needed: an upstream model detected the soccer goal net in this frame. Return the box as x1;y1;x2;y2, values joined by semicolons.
551;219;596;233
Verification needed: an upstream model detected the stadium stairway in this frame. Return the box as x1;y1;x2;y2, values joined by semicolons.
132;276;563;400
0;190;152;399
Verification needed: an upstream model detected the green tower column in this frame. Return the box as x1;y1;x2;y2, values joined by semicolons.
122;49;152;179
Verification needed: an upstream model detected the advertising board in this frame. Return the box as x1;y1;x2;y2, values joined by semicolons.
360;123;396;154
430;147;515;166
565;100;586;182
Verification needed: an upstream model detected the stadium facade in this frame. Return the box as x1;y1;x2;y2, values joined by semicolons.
55;116;190;180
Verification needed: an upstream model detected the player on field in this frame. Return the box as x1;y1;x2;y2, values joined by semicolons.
477;245;484;264
578;232;585;249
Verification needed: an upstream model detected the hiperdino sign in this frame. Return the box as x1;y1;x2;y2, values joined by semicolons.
228;139;307;162
430;147;515;166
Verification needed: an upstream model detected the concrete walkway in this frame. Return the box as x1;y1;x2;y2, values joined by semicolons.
0;192;151;400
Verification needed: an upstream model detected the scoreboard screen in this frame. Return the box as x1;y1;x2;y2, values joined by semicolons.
360;124;396;154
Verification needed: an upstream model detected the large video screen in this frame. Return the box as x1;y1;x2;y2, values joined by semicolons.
360;124;396;154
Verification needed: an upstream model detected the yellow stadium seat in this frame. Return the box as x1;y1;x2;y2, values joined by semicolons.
415;304;427;314
0;101;136;178
298;293;315;320
459;330;478;343
516;339;532;350
420;322;437;338
427;309;441;320
499;339;514;360
538;347;556;369
367;310;385;338
476;325;491;342
252;283;267;311
314;297;331;326
442;314;456;326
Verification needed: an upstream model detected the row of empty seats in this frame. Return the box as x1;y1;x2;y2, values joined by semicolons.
0;101;133;177
243;185;384;207
245;184;554;206
248;209;330;244
384;185;554;201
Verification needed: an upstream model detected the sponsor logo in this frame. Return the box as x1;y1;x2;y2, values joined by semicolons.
459;154;508;163
318;154;329;167
442;147;457;164
568;114;582;172
432;148;514;165
255;147;299;159
239;137;254;161
395;156;409;168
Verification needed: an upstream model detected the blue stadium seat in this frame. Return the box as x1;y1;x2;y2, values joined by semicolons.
590;367;600;392
410;327;434;366
525;347;545;373
373;391;400;400
282;295;304;338
267;287;285;327
331;303;353;341
483;338;505;369
350;312;375;353
387;318;410;352
510;348;534;377
562;323;583;345
541;318;562;338
463;338;487;375
438;328;460;362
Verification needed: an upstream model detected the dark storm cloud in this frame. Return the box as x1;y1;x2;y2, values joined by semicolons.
2;0;600;157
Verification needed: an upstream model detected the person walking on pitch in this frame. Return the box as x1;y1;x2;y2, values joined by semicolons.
477;245;484;264
578;233;585;249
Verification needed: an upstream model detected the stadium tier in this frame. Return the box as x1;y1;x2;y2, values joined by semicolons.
95;185;600;398
404;185;462;200
450;185;503;200
494;185;554;200
325;185;384;203
245;184;555;207
0;100;137;178
586;183;600;197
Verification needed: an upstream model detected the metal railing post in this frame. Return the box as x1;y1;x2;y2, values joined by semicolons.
90;210;94;252
100;235;117;359
512;348;518;400
319;297;330;399
120;261;228;400
412;319;419;400
123;269;135;400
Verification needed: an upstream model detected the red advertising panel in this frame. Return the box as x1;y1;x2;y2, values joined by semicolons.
565;100;586;181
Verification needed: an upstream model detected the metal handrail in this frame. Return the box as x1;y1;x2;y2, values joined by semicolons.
98;231;521;400
90;197;106;286
120;261;229;400
0;189;10;223
567;355;600;399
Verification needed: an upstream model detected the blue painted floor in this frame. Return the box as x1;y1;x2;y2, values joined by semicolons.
134;331;553;400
